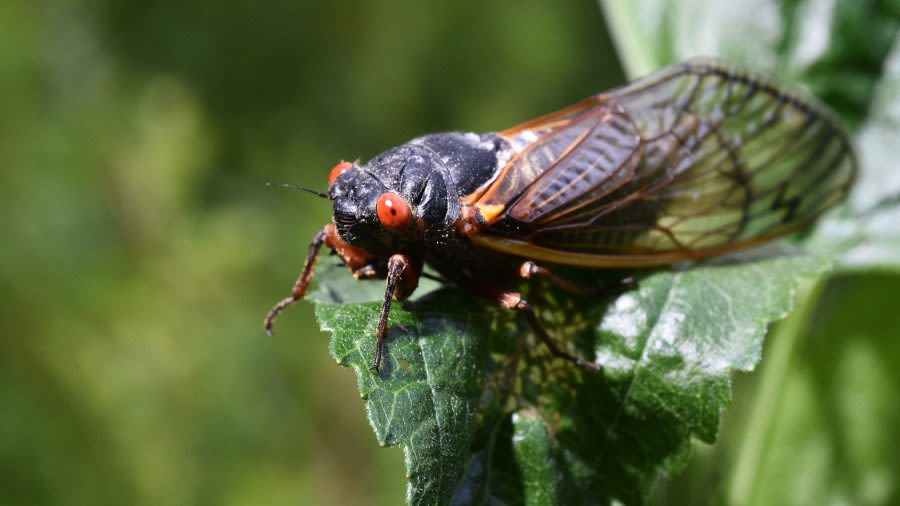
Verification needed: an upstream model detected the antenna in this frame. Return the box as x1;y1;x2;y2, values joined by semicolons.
266;182;329;199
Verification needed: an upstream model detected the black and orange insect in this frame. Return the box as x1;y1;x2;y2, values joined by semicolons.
265;59;857;372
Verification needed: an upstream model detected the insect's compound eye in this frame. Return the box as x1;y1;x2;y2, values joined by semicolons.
328;161;353;187
376;192;412;232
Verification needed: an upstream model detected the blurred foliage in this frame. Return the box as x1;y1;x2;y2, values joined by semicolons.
0;1;622;505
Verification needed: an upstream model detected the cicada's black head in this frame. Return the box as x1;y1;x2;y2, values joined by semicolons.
327;132;509;262
327;145;454;261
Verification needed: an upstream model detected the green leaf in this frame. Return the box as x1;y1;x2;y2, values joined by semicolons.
312;246;829;504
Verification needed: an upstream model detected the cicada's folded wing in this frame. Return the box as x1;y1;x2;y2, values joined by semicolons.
468;59;857;267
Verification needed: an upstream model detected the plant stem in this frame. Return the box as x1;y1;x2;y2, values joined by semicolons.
726;278;826;505
600;0;657;78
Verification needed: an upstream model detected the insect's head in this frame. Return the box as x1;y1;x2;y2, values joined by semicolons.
327;144;454;259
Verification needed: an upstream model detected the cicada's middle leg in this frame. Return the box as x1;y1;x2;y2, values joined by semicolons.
518;261;637;295
371;254;416;372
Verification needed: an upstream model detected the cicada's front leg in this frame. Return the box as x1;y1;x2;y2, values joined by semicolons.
265;224;421;373
264;228;328;335
265;224;376;335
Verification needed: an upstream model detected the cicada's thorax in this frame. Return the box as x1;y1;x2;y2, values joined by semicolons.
413;131;530;282
405;129;591;285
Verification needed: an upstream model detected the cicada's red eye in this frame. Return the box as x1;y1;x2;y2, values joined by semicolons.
376;192;411;231
328;161;353;187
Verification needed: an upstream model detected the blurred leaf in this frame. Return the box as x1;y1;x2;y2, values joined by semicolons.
600;0;900;127
731;274;900;505
835;36;900;271
852;31;900;211
602;0;783;83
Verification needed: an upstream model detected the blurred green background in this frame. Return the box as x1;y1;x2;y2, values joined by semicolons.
0;1;623;504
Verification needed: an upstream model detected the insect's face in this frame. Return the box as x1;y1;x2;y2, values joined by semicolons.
327;144;452;260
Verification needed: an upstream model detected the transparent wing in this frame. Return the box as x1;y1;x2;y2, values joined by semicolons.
469;59;857;266
471;105;642;222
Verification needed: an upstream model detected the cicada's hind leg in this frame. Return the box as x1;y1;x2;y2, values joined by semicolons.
497;291;600;373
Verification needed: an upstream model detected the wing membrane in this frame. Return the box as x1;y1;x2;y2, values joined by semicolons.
470;60;857;266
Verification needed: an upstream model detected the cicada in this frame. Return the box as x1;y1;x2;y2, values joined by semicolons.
265;59;857;372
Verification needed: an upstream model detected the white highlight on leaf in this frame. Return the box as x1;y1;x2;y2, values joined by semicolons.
841;208;900;268
672;0;782;71
654;308;684;346
788;0;836;69
601;0;783;76
852;35;900;212
602;294;642;338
